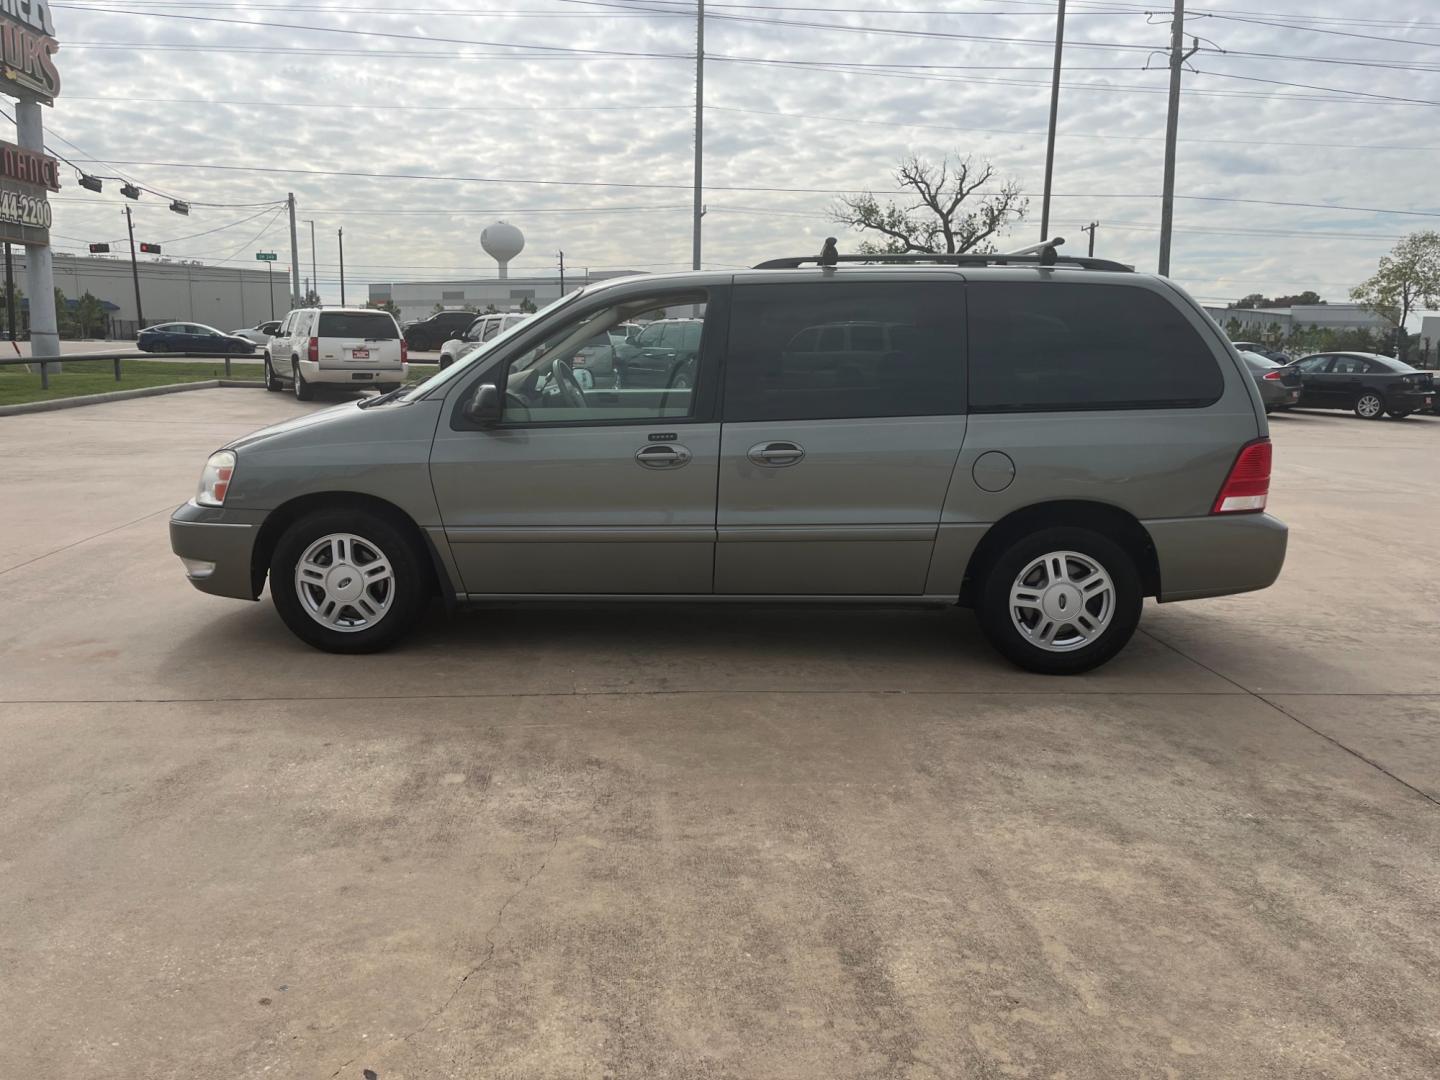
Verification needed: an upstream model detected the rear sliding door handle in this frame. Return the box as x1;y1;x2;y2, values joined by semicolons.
635;444;692;469
747;440;805;467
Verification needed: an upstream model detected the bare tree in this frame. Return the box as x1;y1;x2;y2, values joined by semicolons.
830;153;1028;255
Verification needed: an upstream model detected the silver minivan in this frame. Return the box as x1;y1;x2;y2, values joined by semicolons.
171;250;1287;674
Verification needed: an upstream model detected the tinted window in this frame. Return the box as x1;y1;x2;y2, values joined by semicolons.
1295;355;1329;373
317;312;398;339
724;283;965;422
968;283;1223;412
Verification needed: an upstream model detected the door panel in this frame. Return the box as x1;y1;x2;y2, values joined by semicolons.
430;423;720;594
716;416;966;594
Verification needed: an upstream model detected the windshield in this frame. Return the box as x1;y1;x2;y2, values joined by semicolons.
319;312;399;339
397;289;588;402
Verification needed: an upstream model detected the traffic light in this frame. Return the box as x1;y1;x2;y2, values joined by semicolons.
139;242;161;254
88;243;110;254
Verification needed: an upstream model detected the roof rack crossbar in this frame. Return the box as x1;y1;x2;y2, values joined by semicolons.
754;236;1132;273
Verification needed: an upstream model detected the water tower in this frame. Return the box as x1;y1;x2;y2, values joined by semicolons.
481;221;525;280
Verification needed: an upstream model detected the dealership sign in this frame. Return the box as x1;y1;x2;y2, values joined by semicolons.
0;0;59;103
0;137;53;244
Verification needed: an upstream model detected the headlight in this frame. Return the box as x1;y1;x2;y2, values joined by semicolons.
195;450;236;507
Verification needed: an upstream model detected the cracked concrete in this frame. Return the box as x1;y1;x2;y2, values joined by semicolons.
1;392;1438;1079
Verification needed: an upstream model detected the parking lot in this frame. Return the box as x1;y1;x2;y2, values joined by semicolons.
1;391;1437;1078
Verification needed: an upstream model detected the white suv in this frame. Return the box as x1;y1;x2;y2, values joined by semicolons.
438;312;529;370
265;307;408;399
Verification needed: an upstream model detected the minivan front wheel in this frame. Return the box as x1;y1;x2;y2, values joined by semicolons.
270;510;428;653
1354;392;1384;419
977;527;1142;675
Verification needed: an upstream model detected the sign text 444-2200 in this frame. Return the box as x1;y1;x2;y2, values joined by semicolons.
0;188;51;229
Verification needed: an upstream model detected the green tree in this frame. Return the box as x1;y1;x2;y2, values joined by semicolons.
483;303;499;314
1223;316;1243;338
302;289;322;307
518;296;538;314
0;278;23;337
1351;231;1440;359
53;288;75;338
73;292;107;339
367;299;401;319
830;153;1027;255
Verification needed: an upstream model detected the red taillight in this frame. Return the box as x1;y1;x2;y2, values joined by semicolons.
1212;439;1271;514
1262;370;1283;381
307;336;319;363
400;339;408;363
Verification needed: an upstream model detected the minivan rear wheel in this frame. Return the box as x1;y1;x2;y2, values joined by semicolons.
270;509;428;653
977;526;1142;675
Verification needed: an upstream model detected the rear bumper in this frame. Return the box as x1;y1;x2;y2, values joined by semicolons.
1386;389;1434;412
299;359;408;385
169;501;268;600
1146;513;1288;602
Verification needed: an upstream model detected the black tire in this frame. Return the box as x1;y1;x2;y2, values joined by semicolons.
1388;410;1411;419
293;359;315;401
976;526;1143;675
269;508;430;653
263;354;283;392
1354;392;1385;420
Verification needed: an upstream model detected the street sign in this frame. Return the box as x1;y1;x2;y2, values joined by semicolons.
139;242;161;254
255;252;278;261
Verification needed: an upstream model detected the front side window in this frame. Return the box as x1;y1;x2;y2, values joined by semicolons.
724;282;965;422
968;283;1224;412
497;291;708;424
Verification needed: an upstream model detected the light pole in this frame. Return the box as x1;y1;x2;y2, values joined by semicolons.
338;227;346;306
304;218;317;302
123;205;144;330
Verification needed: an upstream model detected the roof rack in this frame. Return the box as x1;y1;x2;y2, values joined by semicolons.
753;236;1133;273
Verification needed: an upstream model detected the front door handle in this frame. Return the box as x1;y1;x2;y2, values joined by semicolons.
747;440;805;467
635;443;692;469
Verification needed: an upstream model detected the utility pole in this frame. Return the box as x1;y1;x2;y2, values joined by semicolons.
124;204;145;330
558;250;565;295
287;192;301;307
692;0;704;271
305;219;318;302
1040;0;1065;242
268;261;274;319
338;228;346;306
1158;1;1198;277
1081;221;1099;257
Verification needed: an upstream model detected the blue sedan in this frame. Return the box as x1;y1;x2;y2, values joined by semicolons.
137;322;256;355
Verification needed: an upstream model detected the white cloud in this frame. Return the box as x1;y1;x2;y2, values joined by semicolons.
31;0;1440;304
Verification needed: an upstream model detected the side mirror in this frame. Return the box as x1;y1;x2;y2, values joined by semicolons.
465;383;502;426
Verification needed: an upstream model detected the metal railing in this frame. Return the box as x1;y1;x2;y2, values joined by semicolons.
0;348;262;390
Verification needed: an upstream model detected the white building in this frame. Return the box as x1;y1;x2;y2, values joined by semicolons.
369;272;642;324
5;250;288;337
1202;303;1390;336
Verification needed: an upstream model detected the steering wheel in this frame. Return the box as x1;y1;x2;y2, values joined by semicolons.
552;359;587;409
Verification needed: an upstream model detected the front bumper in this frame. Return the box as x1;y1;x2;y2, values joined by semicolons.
1147;512;1288;603
169;501;268;600
299;359;408;385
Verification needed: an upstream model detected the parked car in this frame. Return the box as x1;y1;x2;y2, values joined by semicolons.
404;310;478;351
438;312;529;371
171;247;1287;674
1231;341;1289;364
1238;350;1300;412
138;322;255;354
263;306;408;400
612;317;704;388
1288;351;1435;419
231;320;282;345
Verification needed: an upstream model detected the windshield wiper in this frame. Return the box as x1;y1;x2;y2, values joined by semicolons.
359;385;407;408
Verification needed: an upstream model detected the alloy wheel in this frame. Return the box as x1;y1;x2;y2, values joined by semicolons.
293;533;395;632
1356;393;1383;419
1008;550;1116;653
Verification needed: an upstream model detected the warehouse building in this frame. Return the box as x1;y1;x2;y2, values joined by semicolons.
4;251;288;338
368;271;642;324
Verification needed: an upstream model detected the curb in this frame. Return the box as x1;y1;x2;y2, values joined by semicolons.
0;379;264;417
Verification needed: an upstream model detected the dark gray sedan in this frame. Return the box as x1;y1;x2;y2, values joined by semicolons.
1239;350;1300;413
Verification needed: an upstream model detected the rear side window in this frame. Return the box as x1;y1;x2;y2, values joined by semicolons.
968;283;1223;412
317;312;399;339
724;282;966;422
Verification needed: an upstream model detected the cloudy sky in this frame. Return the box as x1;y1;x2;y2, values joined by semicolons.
29;0;1440;306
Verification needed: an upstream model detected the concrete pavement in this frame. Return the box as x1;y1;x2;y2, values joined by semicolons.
1;392;1437;1079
